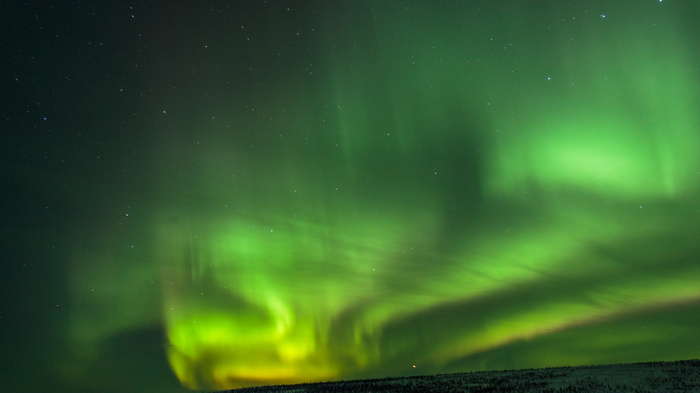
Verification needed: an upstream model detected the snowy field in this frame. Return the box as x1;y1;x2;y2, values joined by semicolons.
214;359;700;393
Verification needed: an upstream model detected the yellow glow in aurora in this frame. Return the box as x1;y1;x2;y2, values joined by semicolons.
157;190;700;390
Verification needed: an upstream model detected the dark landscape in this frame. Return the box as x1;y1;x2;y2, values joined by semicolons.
215;359;700;393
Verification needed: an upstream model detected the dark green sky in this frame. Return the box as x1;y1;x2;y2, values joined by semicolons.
2;1;700;391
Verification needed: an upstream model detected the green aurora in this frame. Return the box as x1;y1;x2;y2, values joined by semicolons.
5;1;699;392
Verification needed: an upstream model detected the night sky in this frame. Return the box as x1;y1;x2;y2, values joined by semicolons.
2;1;700;392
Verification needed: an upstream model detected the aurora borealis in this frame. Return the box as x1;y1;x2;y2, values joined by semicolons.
2;1;700;392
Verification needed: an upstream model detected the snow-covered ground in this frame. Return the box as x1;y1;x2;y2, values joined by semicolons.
219;359;700;392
